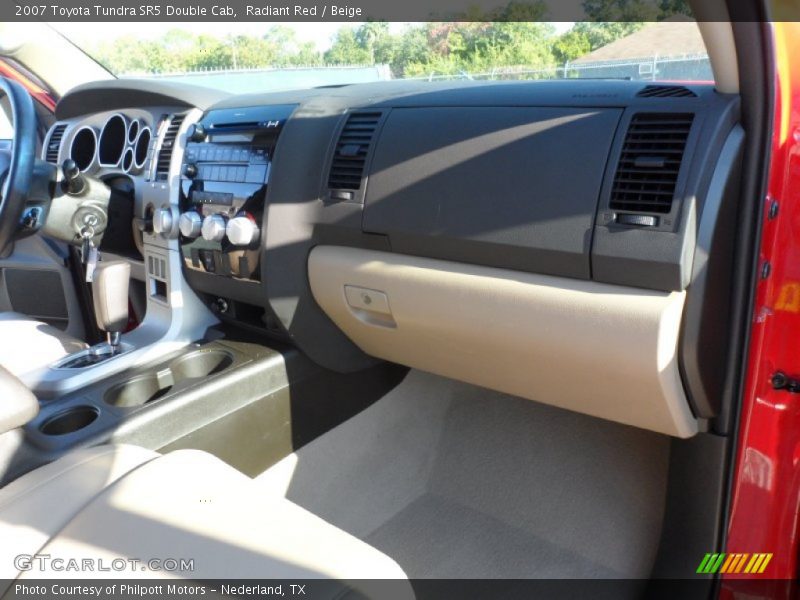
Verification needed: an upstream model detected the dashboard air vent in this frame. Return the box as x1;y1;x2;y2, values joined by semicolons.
155;113;185;180
45;123;67;164
636;85;697;98
610;113;694;214
328;111;382;192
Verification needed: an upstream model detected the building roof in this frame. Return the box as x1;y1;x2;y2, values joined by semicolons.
572;21;706;64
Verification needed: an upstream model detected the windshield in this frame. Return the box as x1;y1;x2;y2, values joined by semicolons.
51;20;713;93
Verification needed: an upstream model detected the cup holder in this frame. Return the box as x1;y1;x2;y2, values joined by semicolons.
105;374;173;408
170;349;234;380
40;406;99;436
104;349;234;408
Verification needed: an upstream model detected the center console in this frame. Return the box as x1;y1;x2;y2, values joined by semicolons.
142;104;298;335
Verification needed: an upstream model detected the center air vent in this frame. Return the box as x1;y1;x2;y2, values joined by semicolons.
155;113;186;180
636;85;697;98
45;123;67;164
610;113;694;215
328;111;382;194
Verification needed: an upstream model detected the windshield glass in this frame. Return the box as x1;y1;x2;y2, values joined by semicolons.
51;20;712;93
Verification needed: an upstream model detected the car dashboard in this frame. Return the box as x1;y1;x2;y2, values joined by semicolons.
44;77;743;438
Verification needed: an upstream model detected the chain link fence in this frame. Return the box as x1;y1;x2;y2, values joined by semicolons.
406;55;712;82
126;55;713;91
126;65;392;93
565;54;712;81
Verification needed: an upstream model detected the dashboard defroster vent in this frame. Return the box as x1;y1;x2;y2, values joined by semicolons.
155;113;186;180
636;85;697;98
610;113;694;215
328;111;382;195
45;123;67;164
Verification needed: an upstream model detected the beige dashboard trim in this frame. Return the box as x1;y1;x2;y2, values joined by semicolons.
309;246;697;438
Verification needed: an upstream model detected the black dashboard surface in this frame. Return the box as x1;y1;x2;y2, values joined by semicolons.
363;106;622;280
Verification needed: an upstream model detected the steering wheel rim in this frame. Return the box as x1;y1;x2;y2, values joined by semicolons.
0;77;37;253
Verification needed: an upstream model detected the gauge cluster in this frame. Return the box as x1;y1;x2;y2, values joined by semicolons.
44;109;158;177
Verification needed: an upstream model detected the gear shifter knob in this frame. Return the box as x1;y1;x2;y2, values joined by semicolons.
91;261;130;352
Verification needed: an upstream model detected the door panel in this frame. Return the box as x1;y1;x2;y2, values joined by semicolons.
0;235;86;339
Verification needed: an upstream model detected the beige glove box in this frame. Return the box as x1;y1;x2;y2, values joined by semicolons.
308;245;697;438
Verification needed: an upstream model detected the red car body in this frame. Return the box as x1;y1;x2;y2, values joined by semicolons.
725;21;800;586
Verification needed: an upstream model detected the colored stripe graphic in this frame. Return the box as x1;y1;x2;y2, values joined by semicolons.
757;554;772;573
697;553;773;574
720;554;737;573
733;554;749;573
697;554;724;574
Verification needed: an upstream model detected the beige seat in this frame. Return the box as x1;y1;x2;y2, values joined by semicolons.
0;444;159;588
0;445;411;597
0;312;86;377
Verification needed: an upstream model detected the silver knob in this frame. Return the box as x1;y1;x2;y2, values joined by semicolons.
201;214;227;242
179;211;202;238
226;215;259;246
152;207;175;237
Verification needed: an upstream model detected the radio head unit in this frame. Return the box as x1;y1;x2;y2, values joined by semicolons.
178;104;296;281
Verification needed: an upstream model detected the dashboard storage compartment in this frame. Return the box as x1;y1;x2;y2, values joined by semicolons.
308;245;698;438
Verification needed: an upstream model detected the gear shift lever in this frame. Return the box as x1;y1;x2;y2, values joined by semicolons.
91;261;131;355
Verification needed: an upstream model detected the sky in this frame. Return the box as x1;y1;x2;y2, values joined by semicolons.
50;21;575;52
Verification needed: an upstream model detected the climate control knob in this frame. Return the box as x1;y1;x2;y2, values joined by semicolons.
152;207;175;237
201;214;227;242
178;211;202;238
226;214;259;246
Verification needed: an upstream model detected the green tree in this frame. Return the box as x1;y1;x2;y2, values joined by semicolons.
86;5;690;81
183;35;231;70
227;35;277;69
493;0;549;20
552;22;647;63
389;26;429;77
92;36;177;74
658;0;692;17
552;29;592;63
355;22;390;63
324;28;372;65
261;26;321;66
583;0;661;21
288;42;324;66
583;0;690;20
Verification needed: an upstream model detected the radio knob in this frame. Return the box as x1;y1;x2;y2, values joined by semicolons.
201;214;227;242
226;214;260;246
152;207;175;237
178;211;202;238
182;163;198;179
188;124;206;142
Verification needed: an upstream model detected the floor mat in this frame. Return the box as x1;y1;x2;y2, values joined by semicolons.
256;369;670;579
366;493;623;578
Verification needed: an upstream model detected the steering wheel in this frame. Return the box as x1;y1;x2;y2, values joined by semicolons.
0;77;37;254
